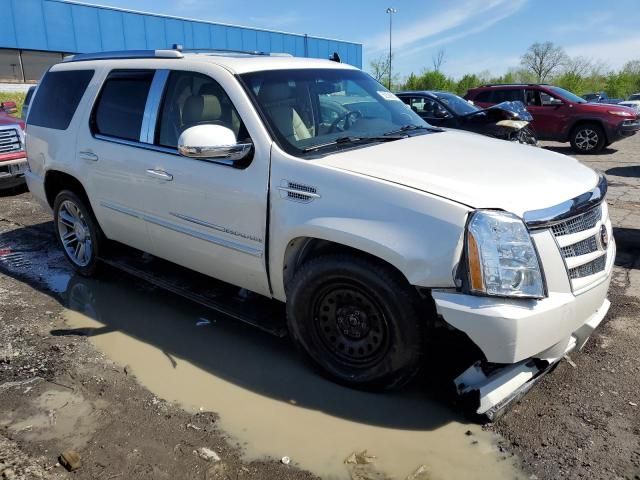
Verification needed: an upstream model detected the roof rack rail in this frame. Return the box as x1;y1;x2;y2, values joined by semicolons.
177;47;293;57
63;49;184;63
478;83;550;88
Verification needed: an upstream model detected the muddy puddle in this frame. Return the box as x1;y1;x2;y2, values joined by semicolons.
54;274;525;480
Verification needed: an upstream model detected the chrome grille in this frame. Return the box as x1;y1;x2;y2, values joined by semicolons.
569;255;607;279
560;236;598;258
551;205;601;236
0;128;22;154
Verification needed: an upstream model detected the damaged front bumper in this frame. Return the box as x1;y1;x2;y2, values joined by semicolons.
453;297;610;420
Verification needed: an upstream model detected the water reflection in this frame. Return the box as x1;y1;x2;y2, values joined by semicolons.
57;271;523;479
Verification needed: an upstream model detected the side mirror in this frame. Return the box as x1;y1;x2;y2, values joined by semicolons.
178;125;252;162
434;108;451;119
543;97;563;107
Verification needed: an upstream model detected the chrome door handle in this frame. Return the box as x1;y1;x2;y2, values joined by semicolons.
145;169;173;181
79;151;98;162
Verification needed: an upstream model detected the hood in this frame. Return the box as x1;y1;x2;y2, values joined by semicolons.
316;130;599;217
0;112;24;129
578;102;636;114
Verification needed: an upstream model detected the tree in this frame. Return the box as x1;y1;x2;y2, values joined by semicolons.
520;42;568;82
431;48;447;73
369;54;390;84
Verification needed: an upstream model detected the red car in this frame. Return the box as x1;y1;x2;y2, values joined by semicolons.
465;84;640;153
0;108;27;192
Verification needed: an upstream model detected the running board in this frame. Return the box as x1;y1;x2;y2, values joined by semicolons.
100;247;288;337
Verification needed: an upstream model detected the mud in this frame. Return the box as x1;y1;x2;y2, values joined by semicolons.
61;275;522;479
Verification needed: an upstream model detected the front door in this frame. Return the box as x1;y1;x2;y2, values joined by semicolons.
525;89;569;139
136;68;272;297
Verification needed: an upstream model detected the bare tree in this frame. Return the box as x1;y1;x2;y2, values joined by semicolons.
520;42;568;82
563;56;593;77
432;48;447;72
369;54;390;83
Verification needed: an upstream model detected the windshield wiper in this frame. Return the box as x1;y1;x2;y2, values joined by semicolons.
302;135;404;153
383;124;439;136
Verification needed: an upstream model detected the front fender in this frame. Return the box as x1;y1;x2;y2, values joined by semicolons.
268;148;471;302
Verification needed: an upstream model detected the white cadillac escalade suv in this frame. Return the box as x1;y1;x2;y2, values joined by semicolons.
24;49;614;417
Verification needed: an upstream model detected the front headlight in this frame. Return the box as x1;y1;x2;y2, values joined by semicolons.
466;210;544;299
608;110;633;117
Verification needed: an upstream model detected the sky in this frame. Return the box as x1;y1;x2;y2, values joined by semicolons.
83;0;640;79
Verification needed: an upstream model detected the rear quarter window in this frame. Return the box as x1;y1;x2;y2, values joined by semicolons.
27;69;94;130
473;90;492;102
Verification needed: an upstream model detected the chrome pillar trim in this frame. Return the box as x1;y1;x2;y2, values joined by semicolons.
524;174;607;228
140;69;169;144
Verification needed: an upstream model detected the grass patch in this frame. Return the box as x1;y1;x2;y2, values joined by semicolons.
0;92;26;118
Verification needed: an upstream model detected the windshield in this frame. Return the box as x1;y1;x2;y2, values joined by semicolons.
240;68;430;155
434;92;478;115
629;94;640;101
550;86;586;103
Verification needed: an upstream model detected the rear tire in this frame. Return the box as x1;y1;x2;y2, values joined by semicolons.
570;123;605;153
286;254;426;391
53;190;103;277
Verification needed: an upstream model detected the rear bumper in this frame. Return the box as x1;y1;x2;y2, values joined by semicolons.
24;169;51;212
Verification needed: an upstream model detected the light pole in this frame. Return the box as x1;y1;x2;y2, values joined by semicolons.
386;7;397;90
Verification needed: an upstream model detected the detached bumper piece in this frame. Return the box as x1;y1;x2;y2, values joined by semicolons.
456;299;610;421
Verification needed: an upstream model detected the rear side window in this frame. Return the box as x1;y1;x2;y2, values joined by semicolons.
473;91;492;102
92;70;154;141
490;89;524;103
27;70;94;130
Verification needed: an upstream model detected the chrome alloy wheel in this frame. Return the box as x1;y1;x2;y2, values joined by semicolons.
575;128;599;151
57;199;93;267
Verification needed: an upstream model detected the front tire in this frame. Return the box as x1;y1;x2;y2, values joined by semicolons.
570;123;605;153
286;254;426;391
53;190;103;277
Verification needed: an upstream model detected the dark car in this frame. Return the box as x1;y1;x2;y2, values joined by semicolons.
582;91;624;104
465;84;640;153
396;90;537;144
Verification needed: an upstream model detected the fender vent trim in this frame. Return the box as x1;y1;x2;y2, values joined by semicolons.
278;180;320;203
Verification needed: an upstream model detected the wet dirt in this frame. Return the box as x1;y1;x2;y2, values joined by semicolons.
61;274;524;479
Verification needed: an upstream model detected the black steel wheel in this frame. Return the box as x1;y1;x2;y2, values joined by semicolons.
287;253;426;391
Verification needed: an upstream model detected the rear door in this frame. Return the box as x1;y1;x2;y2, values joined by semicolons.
76;69;156;252
401;96;454;127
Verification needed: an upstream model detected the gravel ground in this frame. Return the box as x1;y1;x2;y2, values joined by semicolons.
0;134;639;480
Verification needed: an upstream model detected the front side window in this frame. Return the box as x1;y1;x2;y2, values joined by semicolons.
155;71;247;149
240;69;429;155
28;69;94;130
549;86;586;104
92;70;154;141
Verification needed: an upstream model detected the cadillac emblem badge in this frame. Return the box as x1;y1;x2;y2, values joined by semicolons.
599;225;609;250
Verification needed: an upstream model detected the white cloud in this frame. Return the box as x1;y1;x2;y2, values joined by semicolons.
365;0;525;53
566;35;640;70
398;0;527;58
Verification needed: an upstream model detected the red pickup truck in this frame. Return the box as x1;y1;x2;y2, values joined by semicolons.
0;107;27;192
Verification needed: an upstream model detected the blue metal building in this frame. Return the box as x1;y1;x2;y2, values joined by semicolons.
0;0;362;83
